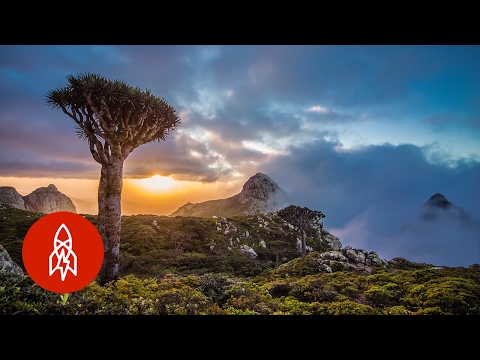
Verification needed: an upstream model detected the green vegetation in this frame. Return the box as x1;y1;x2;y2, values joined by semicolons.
0;203;43;270
1;203;479;315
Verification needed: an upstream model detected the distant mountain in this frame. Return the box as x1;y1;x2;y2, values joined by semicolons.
170;173;291;218
392;192;480;267
419;193;472;222
69;197;97;215
0;184;76;214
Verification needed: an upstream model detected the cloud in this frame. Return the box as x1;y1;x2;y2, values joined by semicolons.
329;204;480;267
381;208;480;267
422;110;480;133
262;137;480;266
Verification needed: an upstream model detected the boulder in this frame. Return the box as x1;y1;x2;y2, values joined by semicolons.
0;244;24;276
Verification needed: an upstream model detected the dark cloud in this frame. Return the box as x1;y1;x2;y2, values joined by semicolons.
423;112;480;133
0;114;99;178
263;138;480;265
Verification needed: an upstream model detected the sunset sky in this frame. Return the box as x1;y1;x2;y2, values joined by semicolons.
1;45;479;266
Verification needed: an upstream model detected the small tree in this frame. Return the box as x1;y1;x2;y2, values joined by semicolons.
269;240;289;268
168;230;192;251
46;73;180;285
277;205;325;258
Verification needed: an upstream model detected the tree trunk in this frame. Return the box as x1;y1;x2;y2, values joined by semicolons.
301;229;307;258
97;159;123;285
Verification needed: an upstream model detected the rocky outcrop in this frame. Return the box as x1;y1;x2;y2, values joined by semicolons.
317;246;387;274
0;244;24;276
323;233;343;251
278;246;387;275
208;214;343;261
24;184;76;213
0;186;26;210
170;173;291;218
238;173;290;215
0;184;76;214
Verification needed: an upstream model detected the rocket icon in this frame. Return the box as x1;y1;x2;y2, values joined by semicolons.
49;223;77;281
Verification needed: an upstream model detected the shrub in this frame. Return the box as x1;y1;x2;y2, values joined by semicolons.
195;273;236;305
364;283;403;309
223;281;276;314
326;300;382;315
405;278;480;315
155;286;211;315
0;273;71;315
269;282;292;298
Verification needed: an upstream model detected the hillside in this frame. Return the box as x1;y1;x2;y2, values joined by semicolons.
0;202;340;278
1;202;480;315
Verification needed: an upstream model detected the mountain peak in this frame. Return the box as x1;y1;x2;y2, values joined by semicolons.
47;184;58;191
170;173;291;218
239;173;283;203
425;193;452;209
419;192;473;223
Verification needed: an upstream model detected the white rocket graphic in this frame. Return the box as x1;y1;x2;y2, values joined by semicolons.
49;223;77;281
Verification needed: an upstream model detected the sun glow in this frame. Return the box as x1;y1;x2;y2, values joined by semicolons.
131;174;177;192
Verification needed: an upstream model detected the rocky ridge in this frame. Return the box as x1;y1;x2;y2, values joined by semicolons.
210;215;386;274
210;214;343;258
0;184;76;214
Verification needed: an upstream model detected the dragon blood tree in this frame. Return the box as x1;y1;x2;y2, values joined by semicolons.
46;73;180;284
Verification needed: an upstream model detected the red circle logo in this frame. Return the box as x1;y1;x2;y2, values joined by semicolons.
22;212;104;293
